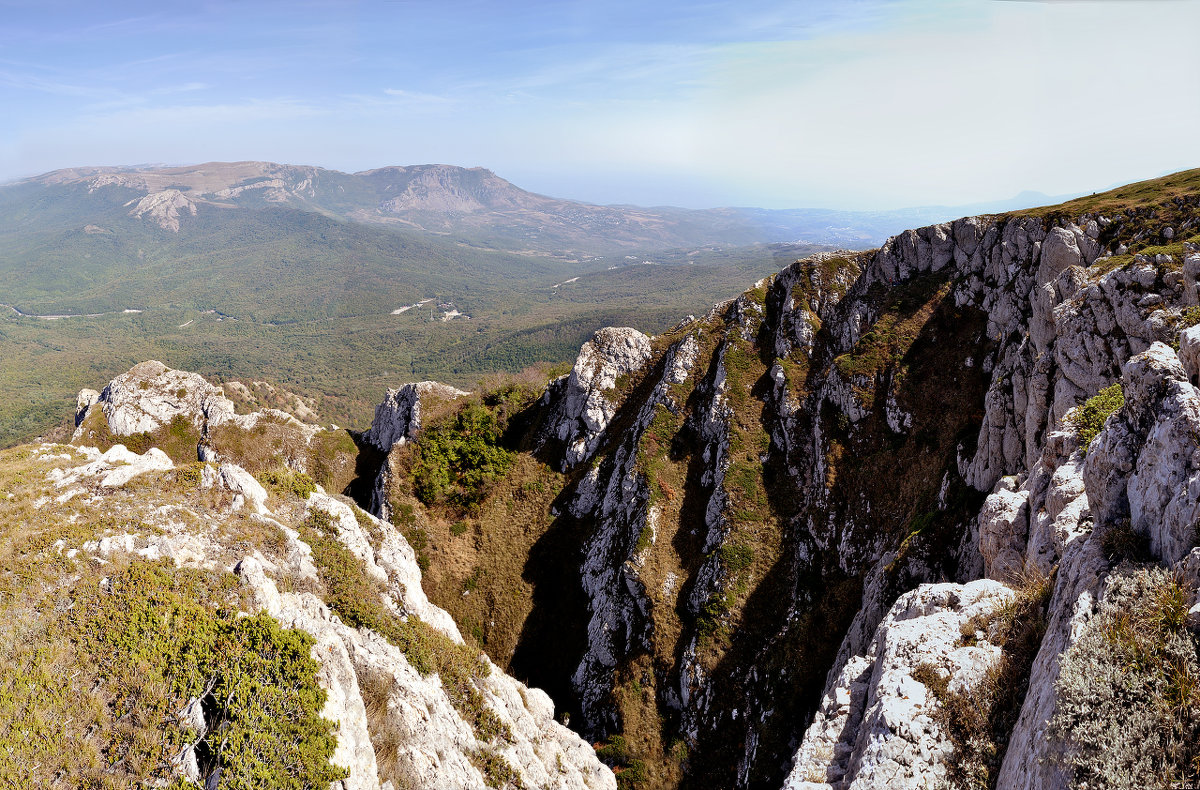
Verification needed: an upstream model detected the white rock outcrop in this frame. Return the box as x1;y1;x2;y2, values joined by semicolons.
198;462;271;514
784;581;1013;790
72;361;321;463
538;327;653;470
364;381;469;453
125;189;199;231
46;443;174;490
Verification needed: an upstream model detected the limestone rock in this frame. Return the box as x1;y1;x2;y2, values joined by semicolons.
784;581;1014;789
976;476;1029;580
364;381;469;453
75;360;231;437
538;327;653;470
218;463;270;514
46;444;174;489
75;389;99;426
1084;342;1200;565
1178;324;1200;384
125;189;199;231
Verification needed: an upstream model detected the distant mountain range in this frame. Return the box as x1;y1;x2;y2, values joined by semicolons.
0;160;840;445
0;159;1085;446
13;160;1078;254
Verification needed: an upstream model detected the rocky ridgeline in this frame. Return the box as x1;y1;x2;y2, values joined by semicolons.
44;189;1200;788
29;363;615;790
74;359;318;454
395;206;1198;789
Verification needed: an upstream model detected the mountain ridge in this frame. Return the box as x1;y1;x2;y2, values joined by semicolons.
13;159;1082;253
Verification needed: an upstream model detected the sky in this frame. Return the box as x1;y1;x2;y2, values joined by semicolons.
1;0;1199;210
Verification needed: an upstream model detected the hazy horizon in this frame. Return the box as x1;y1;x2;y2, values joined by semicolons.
4;0;1198;210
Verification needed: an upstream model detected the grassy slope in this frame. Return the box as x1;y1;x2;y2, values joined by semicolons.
1012;168;1200;218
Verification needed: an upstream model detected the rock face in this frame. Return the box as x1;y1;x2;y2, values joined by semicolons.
75;360;234;437
536;327;653;470
74;360;316;441
362;380;470;521
1084;342;1200;566
364;381;469;453
73;360;334;478
790;317;1200;789
231;494;615;790
125;189;199;231
783;581;1013;790
498;195;1200;789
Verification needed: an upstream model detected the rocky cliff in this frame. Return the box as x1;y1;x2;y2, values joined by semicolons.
8;171;1200;789
365;173;1200;789
0;362;613;789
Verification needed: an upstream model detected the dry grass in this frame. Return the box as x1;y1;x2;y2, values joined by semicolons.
404;453;565;663
1013;168;1200;219
359;666;416;789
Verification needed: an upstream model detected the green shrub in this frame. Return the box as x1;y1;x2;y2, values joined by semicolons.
1049;567;1200;787
596;735;631;764
595;736;647;789
64;561;346;789
411;402;514;512
174;461;207;488
257;466;317;499
1071;383;1124;453
392;502;416;526
616;759;648;790
470;746;523;788
719;541;755;575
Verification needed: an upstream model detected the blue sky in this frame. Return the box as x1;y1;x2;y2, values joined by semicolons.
2;0;1199;209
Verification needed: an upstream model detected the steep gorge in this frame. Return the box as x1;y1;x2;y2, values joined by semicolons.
15;169;1200;789
365;170;1200;789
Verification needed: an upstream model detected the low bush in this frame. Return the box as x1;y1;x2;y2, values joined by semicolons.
595;735;647;789
1070;383;1124;453
1049;567;1200;787
470;745;524;789
411;402;515;512
257;466;317;499
24;560;348;789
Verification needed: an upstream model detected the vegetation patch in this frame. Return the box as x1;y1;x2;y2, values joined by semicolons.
1069;383;1124;453
208;415;310;474
411;401;515;513
595;735;649;790
0;552;345;789
470;745;524;789
73;411;201;464
306;427;359;493
1181;305;1200;329
257;465;317;499
833;274;951;395
359;666;415;790
1048;566;1199;787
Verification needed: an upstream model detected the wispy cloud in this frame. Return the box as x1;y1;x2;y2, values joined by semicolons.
381;88;458;105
